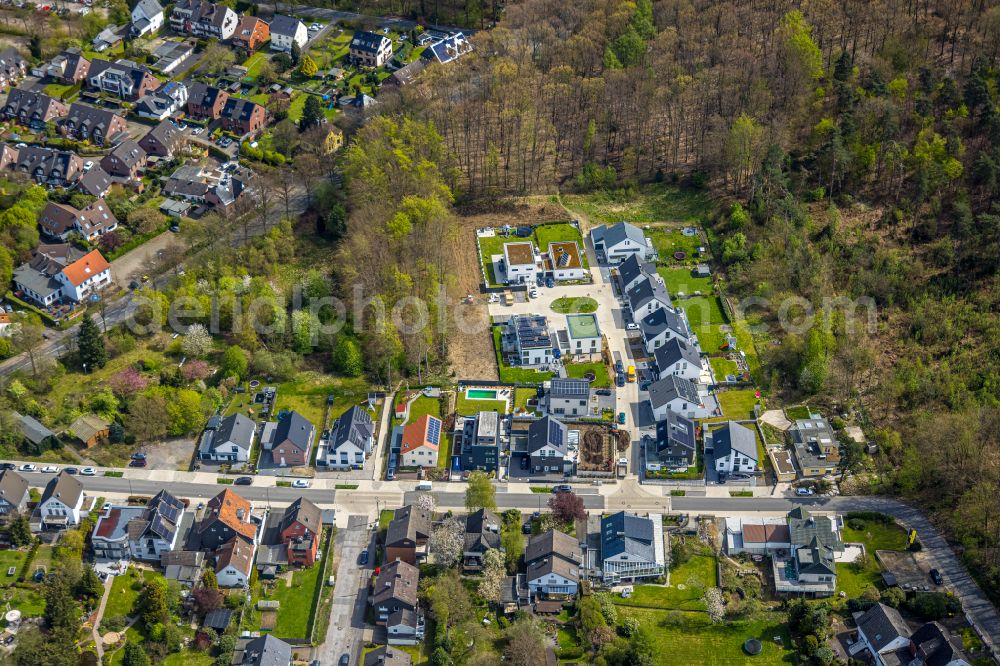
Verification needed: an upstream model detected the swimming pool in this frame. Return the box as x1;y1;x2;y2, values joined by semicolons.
467;389;499;400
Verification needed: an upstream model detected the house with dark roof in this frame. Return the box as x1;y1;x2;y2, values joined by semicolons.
422;32;472;64
186;82;229;120
599;511;664;583
15;412;56;450
198;413;255;463
215;535;255;587
852;603;914;662
0;470;29;517
201;608;233;632
135;80;188;120
525;529;582;597
319;405;373;469
39;49;90;85
645;410;697;471
764;507;844;597
365;646;412;666
616;253;652;293
233;15;269;51
162;550;205;586
528;416;568;475
350;30;392;67
370;559;420;628
399;414;441;468
35;471;86;531
86;59;159;101
504;314;553;367
169;0;238;40
59;103;128;145
101;139;146;181
546;377;591;417
1;89;68;128
462;508;501;571
139;119;186;158
648;374;705;421
233;634;293;666
590;221;652;264
38;198;118;242
162;163;249;209
269;14;307;52
262;410;314;467
455;410;502;472
385;504;431;565
77;166;113;198
197;488;258;550
0;47;27;89
219;97;267;137
130;0;164;37
384;59;426;87
639;304;692;354
4;143;85;187
654;337;703;382
790;416;841;478
708;421;758;476
92;504;146;559
127;490;186;561
626;273;672;319
278;497;321;567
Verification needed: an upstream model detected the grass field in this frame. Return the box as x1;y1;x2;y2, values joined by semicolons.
268;565;322;639
261;373;372;431
492;327;554;384
709;357;740;380
0;550;26;585
562;184;712;226
104;569;160;622
648;227;704;264
565;361;611;388
477;233;515;287
616;555;716;611
837;517;907;598
679;296;729;353
6;586;45;617
658;267;713;295
717;389;760;421
534;223;588;267
513;387;539;414
784;405;812;420
551;296;598;313
244;52;268;78
286;92;310;122
618;609;794;665
398;395;441;425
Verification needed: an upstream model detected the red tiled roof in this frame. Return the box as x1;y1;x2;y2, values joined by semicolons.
61;249;109;286
742;523;790;544
400;415;440;454
205;488;256;541
95;508;121;538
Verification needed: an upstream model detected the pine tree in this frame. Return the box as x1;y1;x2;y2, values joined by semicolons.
290;41;301;66
77;315;107;370
299;94;323;132
122;642;149;666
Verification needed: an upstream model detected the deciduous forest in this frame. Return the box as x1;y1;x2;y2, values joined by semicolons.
350;0;1000;600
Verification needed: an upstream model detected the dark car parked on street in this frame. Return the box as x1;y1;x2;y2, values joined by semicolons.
234;476;253;485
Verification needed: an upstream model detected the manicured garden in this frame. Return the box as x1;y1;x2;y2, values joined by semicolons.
837;514;908;598
533;223;588;267
0;549;26;584
678;296;729;353
615;555;717;611
397;394;442;425
454;384;509;417
709;357;740;380
716;389;760;421
513;387;539;415
647;227;705;264
565;361;611;388
492;327;554;385
657;267;713;295
551;296;598;314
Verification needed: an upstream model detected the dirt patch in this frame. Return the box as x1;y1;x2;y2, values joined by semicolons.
576;423;614;472
142;436;197;471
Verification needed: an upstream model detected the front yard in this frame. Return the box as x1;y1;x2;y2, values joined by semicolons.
838;515;908;598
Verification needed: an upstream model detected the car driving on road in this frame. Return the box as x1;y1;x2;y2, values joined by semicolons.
80;467;96;476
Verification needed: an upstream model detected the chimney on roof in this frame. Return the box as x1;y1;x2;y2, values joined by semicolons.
236;508;244;520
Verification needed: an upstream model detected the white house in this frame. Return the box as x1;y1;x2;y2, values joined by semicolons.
626;273;671;319
36;472;85;530
617;254;653;293
507;314;553;367
653;337;703;382
91;505;145;560
545;241;587;281
399;414;441;468
130;0;164;37
708;421;758;475
527;416;568;474
215;536;255;588
647;374;707;421
525;529;581;597
500;241;538;285
590;221;652;264
639;305;692;354
558;313;601;358
198;413;255;463
546;378;592;417
269;15;308;52
135;81;187;120
852;603;970;666
321;405;373;469
600;512;664;583
128;490;186;561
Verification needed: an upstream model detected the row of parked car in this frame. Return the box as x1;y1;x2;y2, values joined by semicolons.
2;462;97;475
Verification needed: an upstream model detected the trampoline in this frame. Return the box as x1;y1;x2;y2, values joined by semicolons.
744;639;763;656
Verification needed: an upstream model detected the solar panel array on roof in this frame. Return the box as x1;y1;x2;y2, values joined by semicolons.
557;250;571;267
548;419;564;445
158;502;181;523
149;513;175;542
515;315;551;349
426;418;441;445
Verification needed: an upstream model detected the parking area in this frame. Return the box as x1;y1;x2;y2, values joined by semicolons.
139;436;196;471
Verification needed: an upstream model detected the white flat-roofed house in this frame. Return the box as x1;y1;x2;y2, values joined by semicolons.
505;314;553;367
501;241;538;285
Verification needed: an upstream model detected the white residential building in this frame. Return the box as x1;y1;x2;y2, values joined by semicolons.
269;15;308;52
501;241;538;284
506;314;553;367
558;313;601;358
399;414;441;468
130;0;164;37
708;421;758;475
320;405;374;469
653;338;703;382
36;472;85;530
590;221;652;264
647;374;708;421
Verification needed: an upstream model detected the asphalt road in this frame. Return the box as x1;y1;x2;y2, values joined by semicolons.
319;515;373;666
267;2;475;34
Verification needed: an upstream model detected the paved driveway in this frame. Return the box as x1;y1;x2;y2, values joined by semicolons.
318;515;373;666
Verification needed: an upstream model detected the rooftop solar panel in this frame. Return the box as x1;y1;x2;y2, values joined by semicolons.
427;418;441;445
157;502;181;523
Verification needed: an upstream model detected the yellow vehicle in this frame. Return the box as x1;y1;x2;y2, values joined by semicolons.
627;365;636;382
503;291;513;306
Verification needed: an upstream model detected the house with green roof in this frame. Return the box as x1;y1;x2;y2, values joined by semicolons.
557;313;601;358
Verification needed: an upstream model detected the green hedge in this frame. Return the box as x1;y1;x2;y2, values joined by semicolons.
5;293;60;326
845;511;896;525
16;541;39;583
308;527;336;644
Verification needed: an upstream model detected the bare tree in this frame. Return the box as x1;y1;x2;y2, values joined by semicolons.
11;315;45;376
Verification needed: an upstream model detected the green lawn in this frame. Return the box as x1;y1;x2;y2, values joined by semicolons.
287;92;310;122
717;390;760;421
562;184;712;226
492;327;554;385
836;517;907;598
513;387;539;414
267;565;322;639
5;586;45;617
565;361;611;388
551;296;598;314
0;550;26;585
657;267;713;296
477;233;522;287
678;296;729;353
533;223;588;267
616;555;717;611
455;389;508;416
398;395;442;425
262;373;373;433
43;81;78;100
648;227;704;264
784;405;812;420
244;52;268;78
709;357;740;380
617;609;795;665
103;569;160;622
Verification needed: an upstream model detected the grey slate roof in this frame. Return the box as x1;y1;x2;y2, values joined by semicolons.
651;410;696;461
654;337;701;371
77;166;112;197
205;413;255;453
268;14;302;38
332;405;373;451
273;410;314;453
794;537;836;576
856;602;910;653
365;646;412;666
279;496;321;535
909;621;969;666
15;411;55;445
549;378;590;399
40;471;84;508
202;607;232;631
617;253;646;287
370;559;419;608
711;421;757;461
638;305;689;340
601;511;655;563
626;274;671;312
386;504;431;547
525;528;580;565
595;221;645;249
463;508;501;552
0;470;28;507
133;0;163;19
351;30;391;54
142;119;184;151
787;507;842;550
527;416;568;456
647;374;700;409
236;634;293;666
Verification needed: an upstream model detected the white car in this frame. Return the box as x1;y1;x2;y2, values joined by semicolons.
41;466;58;473
18;464;36;472
292;479;311;488
83;160;94;171
626;323;640;330
80;467;97;476
795;487;814;496
102;502;112;511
